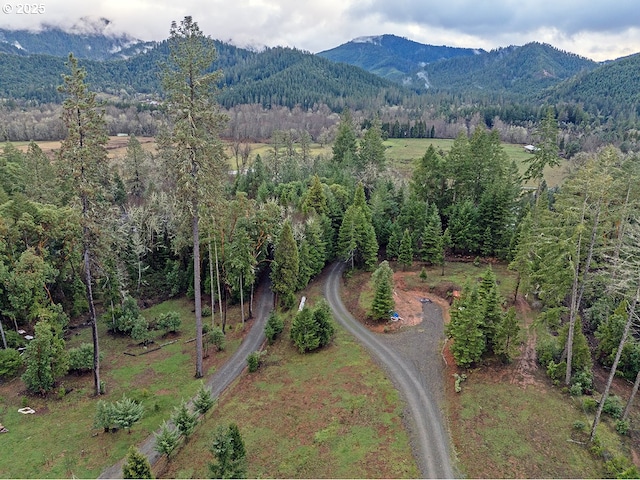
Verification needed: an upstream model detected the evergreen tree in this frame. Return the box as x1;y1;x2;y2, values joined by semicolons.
21;320;69;395
371;261;394;321
154;421;180;458
477;267;504;349
446;286;485;367
159;16;228;378
398;228;413;270
301;174;328;216
172;400;198;439
209;424;247;479
332;109;358;167
386;223;402;260
122;446;152;479
57;53;107;396
524;106;560;194
420;204;444;266
493;307;520;362
290;306;319;353
270;220;299;308
193;381;215;415
411;144;448;212
337;185;378;271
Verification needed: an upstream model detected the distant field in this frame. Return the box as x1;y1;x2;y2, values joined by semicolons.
11;136;566;187
383;138;567;187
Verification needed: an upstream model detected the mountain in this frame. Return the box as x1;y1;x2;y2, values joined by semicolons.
418;42;598;95
543;52;640;118
320;37;598;96
0;18;150;60
318;34;483;84
0;39;406;111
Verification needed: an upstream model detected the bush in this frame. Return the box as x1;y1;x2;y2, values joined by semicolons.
247;351;261;372
265;311;284;344
0;348;23;378
206;326;225;352
582;397;598;413
603;395;623;419
156;311;181;334
290;300;336;354
112;396;145;432
615;419;630;435
68;343;103;373
570;369;593;395
130;317;151;345
122;446;152;479
4;330;26;349
94;400;116;432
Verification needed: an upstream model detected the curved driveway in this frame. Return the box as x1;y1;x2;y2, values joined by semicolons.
325;262;455;478
99;280;272;479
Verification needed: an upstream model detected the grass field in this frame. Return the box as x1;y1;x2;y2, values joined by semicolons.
0;298;245;478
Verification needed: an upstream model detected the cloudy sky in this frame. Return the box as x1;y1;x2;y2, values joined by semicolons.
2;0;640;61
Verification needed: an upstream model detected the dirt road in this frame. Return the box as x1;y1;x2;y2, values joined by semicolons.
98;280;272;479
325;262;456;478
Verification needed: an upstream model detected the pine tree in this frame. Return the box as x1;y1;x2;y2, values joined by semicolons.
371;261;394;321
420;204;444;266
154;421;180;458
209;424;247;479
398;228;413;270
332;109;358;167
271;220;299;308
446;286;485;367
57;53;107;396
493;307;520;363
159;16;227;378
122;446;152;479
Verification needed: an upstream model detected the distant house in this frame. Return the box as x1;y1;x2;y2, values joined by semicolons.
524;144;539;153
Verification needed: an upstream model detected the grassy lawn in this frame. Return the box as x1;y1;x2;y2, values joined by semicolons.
160;291;420;479
0;297;245;478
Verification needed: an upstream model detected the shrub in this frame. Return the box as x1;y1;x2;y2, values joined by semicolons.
112;396;145;432
206;326;225;352
546;360;566;384
615;419;630;435
603;395;623;419
130;317;151;345
94;400;116;432
68;343;103;373
582;397;598;413
247;351;261;372
156;311;181;334
265;311;284;344
4;330;26;349
0;348;23;378
570;369;593;395
122;446;152;479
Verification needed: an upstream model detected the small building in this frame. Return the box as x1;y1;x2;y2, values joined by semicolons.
524;144;539;153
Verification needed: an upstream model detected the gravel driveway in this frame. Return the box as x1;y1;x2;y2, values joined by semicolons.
325;262;456;479
98;280;272;479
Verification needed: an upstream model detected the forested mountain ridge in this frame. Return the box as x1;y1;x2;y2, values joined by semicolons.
543;52;640;120
0;39;407;109
317;34;484;84
0;21;150;60
409;42;598;94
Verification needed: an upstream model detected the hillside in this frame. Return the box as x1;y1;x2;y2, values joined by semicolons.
318;34;483;84
0;20;149;60
411;42;597;95
544;52;640;118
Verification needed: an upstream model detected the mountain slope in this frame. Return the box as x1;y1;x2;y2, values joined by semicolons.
318;34;483;84
544;52;640;116
418;42;598;95
0;19;144;60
